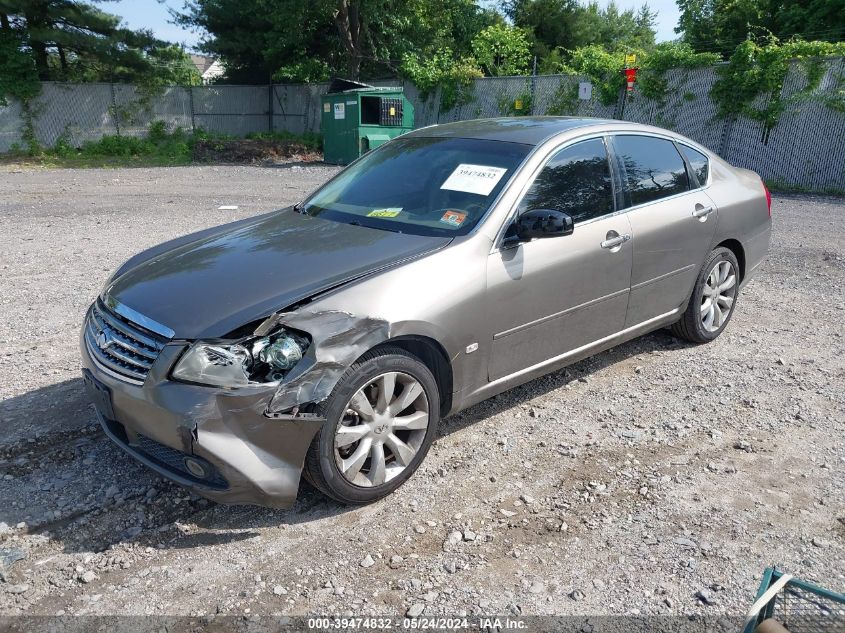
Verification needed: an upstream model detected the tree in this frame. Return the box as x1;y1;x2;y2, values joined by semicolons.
471;23;531;76
177;0;503;82
0;0;198;85
503;0;583;58
676;0;845;56
504;0;657;61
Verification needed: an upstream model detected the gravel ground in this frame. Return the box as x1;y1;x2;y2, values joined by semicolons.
0;164;843;620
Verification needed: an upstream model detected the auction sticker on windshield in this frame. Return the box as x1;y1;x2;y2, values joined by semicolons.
440;210;467;228
440;164;508;196
367;208;402;218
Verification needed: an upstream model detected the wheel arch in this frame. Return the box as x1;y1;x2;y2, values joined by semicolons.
715;238;746;281
369;336;454;418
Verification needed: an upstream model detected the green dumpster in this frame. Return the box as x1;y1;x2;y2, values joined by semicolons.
321;83;414;165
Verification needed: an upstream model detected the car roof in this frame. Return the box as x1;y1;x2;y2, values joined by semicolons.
404;116;621;146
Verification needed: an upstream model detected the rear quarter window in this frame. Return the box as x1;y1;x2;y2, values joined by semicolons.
681;145;710;187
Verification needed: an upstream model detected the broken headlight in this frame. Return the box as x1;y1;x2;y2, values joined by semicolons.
172;330;310;388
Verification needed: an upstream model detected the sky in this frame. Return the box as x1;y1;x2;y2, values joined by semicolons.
111;0;681;50
111;1;202;48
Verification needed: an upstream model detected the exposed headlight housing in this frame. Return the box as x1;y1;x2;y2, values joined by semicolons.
172;329;309;388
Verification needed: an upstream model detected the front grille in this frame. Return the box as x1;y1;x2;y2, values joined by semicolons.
84;300;167;383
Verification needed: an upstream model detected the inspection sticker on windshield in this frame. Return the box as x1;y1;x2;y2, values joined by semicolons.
440;164;507;196
367;207;402;218
440;210;467;228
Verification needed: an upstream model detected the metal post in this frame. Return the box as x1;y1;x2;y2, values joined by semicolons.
616;77;628;121
268;83;275;133
530;56;537;115
110;81;121;136
719;116;735;157
188;85;196;134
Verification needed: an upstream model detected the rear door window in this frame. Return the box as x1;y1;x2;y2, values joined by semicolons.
613;135;690;206
518;138;614;224
680;145;710;187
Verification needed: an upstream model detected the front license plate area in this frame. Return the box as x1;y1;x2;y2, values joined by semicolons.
83;368;115;420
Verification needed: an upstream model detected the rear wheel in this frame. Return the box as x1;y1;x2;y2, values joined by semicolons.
303;347;439;504
671;247;740;343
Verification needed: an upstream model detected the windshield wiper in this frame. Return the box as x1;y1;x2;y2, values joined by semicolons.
348;219;402;234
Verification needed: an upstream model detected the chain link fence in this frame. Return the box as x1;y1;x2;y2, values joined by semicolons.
1;58;843;190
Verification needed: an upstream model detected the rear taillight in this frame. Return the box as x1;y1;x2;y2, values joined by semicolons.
763;180;772;217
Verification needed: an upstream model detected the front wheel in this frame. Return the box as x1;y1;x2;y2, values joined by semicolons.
302;347;440;505
671;247;740;343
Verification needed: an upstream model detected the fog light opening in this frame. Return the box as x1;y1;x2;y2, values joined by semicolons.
183;456;211;479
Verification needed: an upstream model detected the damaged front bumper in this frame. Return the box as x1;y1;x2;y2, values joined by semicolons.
80;334;324;509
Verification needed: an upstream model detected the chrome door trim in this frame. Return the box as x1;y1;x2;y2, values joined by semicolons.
630;264;695;290
483;308;680;392
492;287;630;340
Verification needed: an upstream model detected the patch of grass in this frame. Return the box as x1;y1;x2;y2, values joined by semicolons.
1;122;322;168
246;130;322;151
766;179;845;197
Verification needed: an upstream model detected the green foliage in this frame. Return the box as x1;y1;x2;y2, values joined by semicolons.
558;45;628;105
505;0;657;62
472;24;532;76
145;46;203;87
676;0;845;58
400;49;482;110
5;121;327;167
273;59;331;84
0;29;39;105
67;125;192;161
1;1;202;89
545;81;580;115
711;38;845;128
246;130;323;151
497;84;533;115
177;0;501;83
637;42;720;102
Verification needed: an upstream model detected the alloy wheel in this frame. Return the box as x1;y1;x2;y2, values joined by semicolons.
334;372;429;488
701;260;737;332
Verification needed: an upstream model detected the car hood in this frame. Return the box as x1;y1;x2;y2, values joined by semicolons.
105;209;451;339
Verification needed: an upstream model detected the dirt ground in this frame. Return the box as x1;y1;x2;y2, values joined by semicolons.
191;138;322;164
0;164;843;620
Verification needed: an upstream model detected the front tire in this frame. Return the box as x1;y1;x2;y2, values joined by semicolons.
303;347;440;505
671;247;740;343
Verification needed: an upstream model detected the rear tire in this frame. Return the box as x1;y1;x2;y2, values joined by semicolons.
303;347;440;505
671;247;740;344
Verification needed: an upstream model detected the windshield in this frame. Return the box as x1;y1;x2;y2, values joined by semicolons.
301;136;531;236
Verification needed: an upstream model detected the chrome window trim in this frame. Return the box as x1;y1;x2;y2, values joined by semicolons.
491;129;717;251
490;130;612;251
610;132;711;207
608;130;713;189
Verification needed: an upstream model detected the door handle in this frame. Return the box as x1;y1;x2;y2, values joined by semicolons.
600;233;631;249
692;205;714;219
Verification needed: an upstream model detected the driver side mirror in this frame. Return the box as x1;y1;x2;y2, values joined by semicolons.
514;209;574;242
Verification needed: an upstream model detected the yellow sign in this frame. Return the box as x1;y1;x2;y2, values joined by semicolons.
389;106;396;116
625;53;637;67
514;99;523;110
